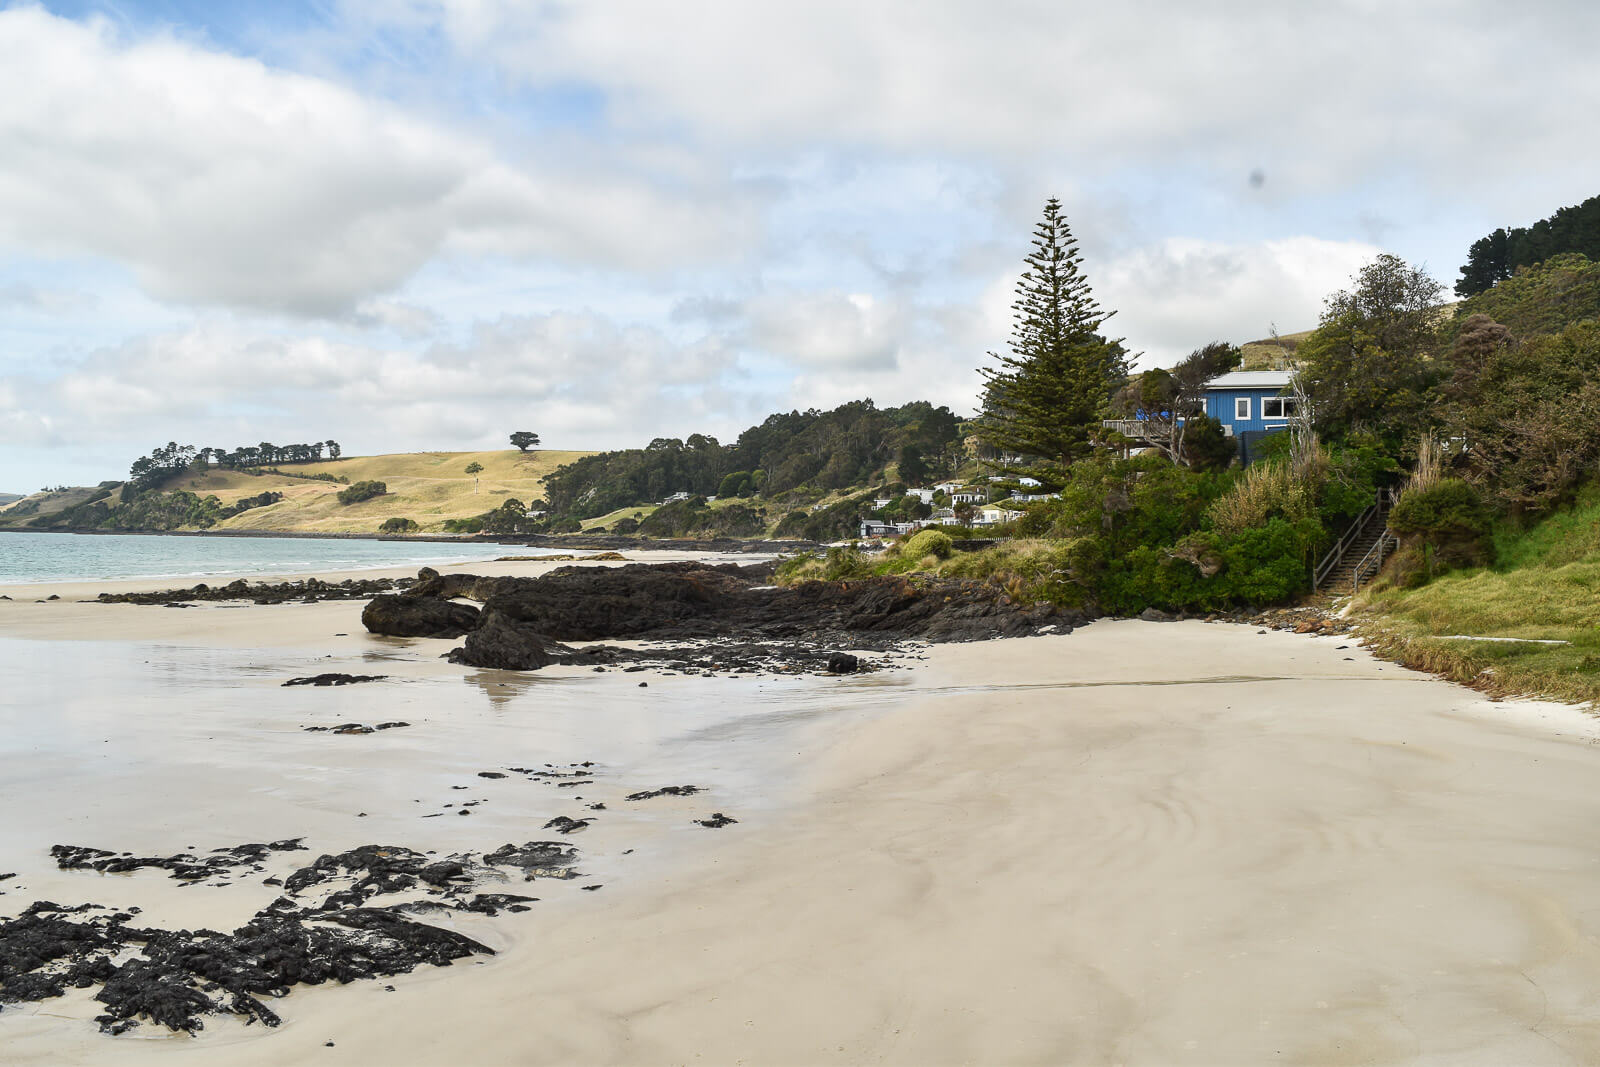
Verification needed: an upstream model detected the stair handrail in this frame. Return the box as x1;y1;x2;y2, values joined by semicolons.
1349;529;1399;596
1314;495;1379;589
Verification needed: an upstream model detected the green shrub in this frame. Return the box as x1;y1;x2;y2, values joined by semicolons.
900;529;954;561
1387;478;1494;579
337;480;387;505
1389;478;1491;538
379;517;419;533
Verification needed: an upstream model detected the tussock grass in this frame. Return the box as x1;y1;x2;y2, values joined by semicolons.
1207;461;1315;539
1357;487;1600;705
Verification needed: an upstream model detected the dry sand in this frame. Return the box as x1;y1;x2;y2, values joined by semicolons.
4;566;1600;1065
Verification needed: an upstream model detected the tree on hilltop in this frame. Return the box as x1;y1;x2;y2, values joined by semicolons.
1299;254;1444;447
509;431;540;452
977;198;1129;473
464;461;484;493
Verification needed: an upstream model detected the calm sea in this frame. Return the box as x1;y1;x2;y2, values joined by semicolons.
0;531;533;585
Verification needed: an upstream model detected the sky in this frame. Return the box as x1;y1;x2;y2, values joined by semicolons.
2;0;1598;492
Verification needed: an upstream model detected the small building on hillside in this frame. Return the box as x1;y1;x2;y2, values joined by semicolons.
1203;370;1298;436
1102;368;1300;466
860;519;914;539
951;487;987;505
1203;369;1300;465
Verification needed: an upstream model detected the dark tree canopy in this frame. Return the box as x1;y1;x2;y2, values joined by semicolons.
1299;254;1444;447
539;400;962;520
509;431;540;452
977;198;1128;471
1449;253;1600;341
1455;193;1600;297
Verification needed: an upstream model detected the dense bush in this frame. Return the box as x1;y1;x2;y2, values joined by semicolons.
379;517;419;533
1387;478;1494;581
337;481;387;505
29;488;282;531
637;497;766;538
899;528;954;561
541;400;961;520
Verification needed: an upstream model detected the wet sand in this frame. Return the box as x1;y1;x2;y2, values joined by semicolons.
4;564;1600;1065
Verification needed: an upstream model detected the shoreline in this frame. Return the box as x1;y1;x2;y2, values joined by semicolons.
0;525;819;554
7;562;1600;1062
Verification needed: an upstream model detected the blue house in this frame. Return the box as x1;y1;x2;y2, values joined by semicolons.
1202;370;1298;436
1103;368;1301;464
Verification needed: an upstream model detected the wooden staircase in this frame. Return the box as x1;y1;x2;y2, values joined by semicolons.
1313;490;1398;596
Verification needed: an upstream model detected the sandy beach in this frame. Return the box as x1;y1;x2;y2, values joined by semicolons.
5;559;1600;1065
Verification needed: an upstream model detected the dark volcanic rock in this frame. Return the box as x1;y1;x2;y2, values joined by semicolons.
51;840;306;883
481;841;581;879
696;813;738;828
469;561;761;642
444;608;565;669
361;594;480;638
827;652;860;673
97;576;399;607
624;785;700;801
438;561;1079;673
282;673;386;687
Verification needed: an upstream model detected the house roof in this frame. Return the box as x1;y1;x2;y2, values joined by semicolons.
1204;370;1293;390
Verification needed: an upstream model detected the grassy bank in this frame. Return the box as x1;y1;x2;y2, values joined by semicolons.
1355;486;1600;705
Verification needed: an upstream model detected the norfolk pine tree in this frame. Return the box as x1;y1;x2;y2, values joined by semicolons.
979;198;1128;475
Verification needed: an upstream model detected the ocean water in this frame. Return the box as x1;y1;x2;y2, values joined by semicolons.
0;530;533;585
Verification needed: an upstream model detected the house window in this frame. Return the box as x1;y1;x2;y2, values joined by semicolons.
1234;396;1251;421
1262;397;1299;419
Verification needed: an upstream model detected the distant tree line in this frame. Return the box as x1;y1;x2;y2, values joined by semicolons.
1456;193;1600;297
540;401;962;521
125;439;342;499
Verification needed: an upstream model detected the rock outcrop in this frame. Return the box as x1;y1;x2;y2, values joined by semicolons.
362;561;1083;672
360;594;480;638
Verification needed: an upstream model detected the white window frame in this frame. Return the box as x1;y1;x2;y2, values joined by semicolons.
1234;396;1251;421
1261;397;1300;420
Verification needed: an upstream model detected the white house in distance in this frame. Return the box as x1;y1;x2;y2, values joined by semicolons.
972;502;1027;527
932;480;963;495
951;487;987;505
906;488;938;504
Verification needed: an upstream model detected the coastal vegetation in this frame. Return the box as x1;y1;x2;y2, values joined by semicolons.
337;480;388;505
774;194;1600;706
1455;192;1600;296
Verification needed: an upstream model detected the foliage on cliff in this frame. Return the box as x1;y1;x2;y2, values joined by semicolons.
539;400;962;521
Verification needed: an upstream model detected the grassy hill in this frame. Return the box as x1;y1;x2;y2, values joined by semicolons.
1357;484;1600;705
0;450;592;535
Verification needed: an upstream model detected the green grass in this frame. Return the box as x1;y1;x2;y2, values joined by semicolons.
1357;488;1600;705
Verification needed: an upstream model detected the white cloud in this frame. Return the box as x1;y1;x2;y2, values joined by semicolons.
743;290;906;371
399;0;1600;206
1098;236;1384;367
0;7;758;318
0;281;96;314
0;311;754;456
